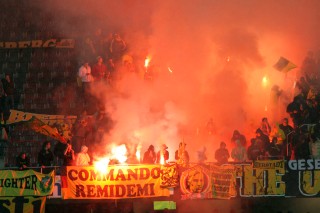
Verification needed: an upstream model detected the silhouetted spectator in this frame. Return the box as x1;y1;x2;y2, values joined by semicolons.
260;117;271;136
38;141;54;169
270;123;285;152
267;137;282;159
279;118;294;156
231;130;247;147
54;142;67;160
231;139;247;162
1;73;15;109
309;123;320;159
296;77;310;98
63;142;75;166
92;56;107;82
156;144;169;164
287;94;306;127
301;51;318;79
72;117;92;153
291;129;310;159
247;138;262;161
143;145;156;164
255;128;270;152
78;61;94;103
175;141;190;167
109;33;126;62
16;152;30;170
279;118;294;140
215;141;230;165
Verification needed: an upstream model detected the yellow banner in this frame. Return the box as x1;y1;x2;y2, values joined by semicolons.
62;165;170;199
0;170;54;197
211;164;237;199
240;160;286;197
7;110;77;125
0;196;46;213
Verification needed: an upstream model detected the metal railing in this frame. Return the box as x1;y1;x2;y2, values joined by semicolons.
1;166;61;174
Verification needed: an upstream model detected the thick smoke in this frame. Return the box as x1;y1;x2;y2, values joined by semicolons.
34;0;320;161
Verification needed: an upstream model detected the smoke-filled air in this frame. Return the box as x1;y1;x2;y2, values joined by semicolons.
34;0;320;162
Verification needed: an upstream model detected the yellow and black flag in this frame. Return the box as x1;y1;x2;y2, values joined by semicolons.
21;116;67;143
273;57;297;73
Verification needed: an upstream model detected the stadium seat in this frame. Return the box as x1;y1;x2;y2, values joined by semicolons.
7;50;20;62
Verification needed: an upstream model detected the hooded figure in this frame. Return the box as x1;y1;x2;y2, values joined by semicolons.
231;130;247;147
255;128;270;152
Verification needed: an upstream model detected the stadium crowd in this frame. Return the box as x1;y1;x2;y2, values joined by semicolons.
1;27;320;171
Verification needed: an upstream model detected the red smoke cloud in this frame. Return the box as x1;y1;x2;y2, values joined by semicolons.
36;0;320;161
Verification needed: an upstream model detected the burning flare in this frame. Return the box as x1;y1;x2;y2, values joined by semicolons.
262;75;268;87
160;155;165;165
94;157;110;174
144;56;151;68
136;143;142;163
93;144;128;174
111;144;128;163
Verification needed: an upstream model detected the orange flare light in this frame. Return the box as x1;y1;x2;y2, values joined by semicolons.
111;144;128;164
94;157;110;174
136;143;142;163
160;155;165;165
144;57;151;68
262;76;268;87
93;144;128;173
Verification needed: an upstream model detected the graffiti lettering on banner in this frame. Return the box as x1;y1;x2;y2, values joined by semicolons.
7;110;77;125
